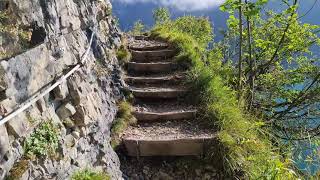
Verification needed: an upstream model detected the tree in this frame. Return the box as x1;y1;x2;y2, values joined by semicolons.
153;7;171;25
221;0;320;140
131;20;144;35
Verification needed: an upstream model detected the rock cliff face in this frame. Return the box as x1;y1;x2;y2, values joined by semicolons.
0;0;123;179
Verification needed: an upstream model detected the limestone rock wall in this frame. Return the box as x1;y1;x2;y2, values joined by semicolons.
0;0;123;179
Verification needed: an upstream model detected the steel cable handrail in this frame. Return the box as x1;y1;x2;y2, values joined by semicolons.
0;2;99;126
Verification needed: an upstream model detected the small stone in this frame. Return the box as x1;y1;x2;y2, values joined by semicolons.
35;98;46;113
6;113;29;138
63;118;75;128
0;125;10;161
205;165;216;172
56;103;76;120
53;82;69;100
195;169;201;176
0;167;6;180
142;166;150;175
79;127;88;137
71;131;80;139
204;173;211;180
154;171;173;180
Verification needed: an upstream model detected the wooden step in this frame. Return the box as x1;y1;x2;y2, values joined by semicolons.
130;87;187;99
129;44;169;51
133;110;197;122
128;62;176;74
125;74;185;86
122;120;217;156
131;49;176;62
124;138;216;156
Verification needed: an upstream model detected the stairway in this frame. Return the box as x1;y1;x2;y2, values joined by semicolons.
122;36;217;158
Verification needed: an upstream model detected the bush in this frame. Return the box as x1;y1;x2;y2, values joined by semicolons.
24;121;59;158
72;169;110;180
131;20;145;35
153;7;171;25
116;45;131;66
110;101;137;148
151;18;297;179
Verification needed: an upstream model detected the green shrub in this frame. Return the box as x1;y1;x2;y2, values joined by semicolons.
110;101;137;148
24;121;59;158
151;18;298;179
116;46;131;66
131;20;145;35
153;7;171;25
72;169;110;180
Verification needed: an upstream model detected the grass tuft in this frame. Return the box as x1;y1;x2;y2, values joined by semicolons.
72;169;110;180
116;45;131;66
110;101;137;149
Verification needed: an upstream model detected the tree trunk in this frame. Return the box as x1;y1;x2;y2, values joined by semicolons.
245;0;255;109
238;0;243;102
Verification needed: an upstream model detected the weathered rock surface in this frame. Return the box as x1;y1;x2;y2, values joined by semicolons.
0;0;123;179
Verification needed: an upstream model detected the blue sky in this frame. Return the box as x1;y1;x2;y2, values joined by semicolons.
111;0;319;41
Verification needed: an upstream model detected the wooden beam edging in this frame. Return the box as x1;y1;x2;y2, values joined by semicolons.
0;32;95;127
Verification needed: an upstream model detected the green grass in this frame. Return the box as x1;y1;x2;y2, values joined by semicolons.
110;101;137;148
72;169;110;180
116;45;131;66
150;17;298;179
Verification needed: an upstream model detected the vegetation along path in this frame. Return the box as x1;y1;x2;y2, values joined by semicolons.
118;36;222;179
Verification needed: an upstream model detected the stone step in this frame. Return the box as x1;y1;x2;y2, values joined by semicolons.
127;62;177;74
131;49;176;62
130;87;187;99
122;120;217;156
133;110;197;122
125;74;185;86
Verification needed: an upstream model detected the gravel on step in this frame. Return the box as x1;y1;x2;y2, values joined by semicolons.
120;156;224;180
128;39;170;50
134;101;195;113
122;120;216;140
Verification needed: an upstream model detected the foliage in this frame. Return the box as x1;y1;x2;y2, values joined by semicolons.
153;16;213;48
72;169;110;180
153;7;171;25
116;45;131;66
131;20;145;35
220;0;320;142
24;121;59;158
151;15;298;179
110;101;137;148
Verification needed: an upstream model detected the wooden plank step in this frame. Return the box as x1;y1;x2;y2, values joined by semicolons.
127;62;176;74
129;44;169;51
122;120;217;156
125;74;185;85
123;138;216;156
133;110;197;122
131;49;176;62
130;87;187;99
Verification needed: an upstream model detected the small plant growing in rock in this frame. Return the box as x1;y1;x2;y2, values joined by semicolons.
71;169;110;180
116;45;131;66
110;101;137;148
24;121;59;159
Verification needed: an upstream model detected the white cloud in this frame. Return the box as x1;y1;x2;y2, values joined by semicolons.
115;0;225;11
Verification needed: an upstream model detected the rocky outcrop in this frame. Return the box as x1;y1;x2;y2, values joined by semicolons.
0;0;123;179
